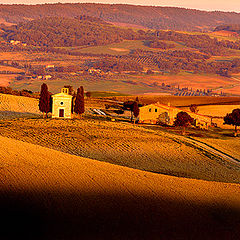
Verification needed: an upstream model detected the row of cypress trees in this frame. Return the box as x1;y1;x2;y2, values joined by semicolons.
38;83;85;118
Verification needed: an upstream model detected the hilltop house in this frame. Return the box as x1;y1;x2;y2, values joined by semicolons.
139;103;211;129
52;88;73;119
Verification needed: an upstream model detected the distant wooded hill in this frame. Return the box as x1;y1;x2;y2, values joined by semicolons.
1;16;140;47
2;16;240;53
1;3;240;31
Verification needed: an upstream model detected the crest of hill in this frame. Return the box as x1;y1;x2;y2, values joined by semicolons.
0;135;240;239
0;3;240;31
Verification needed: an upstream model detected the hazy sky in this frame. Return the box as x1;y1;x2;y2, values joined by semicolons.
1;0;240;13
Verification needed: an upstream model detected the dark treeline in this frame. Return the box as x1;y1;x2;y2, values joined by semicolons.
154;31;240;55
1;3;240;31
0;86;37;98
214;24;240;34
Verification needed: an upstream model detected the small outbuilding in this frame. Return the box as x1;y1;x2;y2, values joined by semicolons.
52;88;73;119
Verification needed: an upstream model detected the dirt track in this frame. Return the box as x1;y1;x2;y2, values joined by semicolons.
0;136;240;239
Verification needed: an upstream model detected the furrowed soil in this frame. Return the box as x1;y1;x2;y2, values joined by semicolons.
0;118;239;184
0;135;239;239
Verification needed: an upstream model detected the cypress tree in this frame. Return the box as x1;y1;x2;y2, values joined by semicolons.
133;101;139;124
39;83;50;118
74;86;85;117
79;86;85;115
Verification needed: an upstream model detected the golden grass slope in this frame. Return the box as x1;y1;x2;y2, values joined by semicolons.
0;93;40;119
0;118;240;184
0;135;239;239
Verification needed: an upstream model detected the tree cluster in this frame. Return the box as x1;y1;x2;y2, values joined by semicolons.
145;40;175;49
174;111;194;135
224;109;240;136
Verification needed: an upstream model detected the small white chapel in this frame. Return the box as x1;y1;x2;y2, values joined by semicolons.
52;88;73;119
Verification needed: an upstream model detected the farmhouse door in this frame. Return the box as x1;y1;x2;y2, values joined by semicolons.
59;109;64;117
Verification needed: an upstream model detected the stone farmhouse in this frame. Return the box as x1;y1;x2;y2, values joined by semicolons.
139;103;211;129
52;88;73;119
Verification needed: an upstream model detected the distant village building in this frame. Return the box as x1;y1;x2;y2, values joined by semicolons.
10;40;26;46
44;75;52;80
139;103;211;129
10;40;21;45
46;65;55;69
52;88;73;119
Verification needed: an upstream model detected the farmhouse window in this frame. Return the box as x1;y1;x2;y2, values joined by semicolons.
149;108;152;112
155;109;158;112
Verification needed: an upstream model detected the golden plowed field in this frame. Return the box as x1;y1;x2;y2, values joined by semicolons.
0;118;239;183
0;136;239;239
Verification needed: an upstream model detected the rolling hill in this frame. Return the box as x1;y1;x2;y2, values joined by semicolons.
0;112;240;183
0;93;239;184
0;93;40;119
0;3;240;31
0;135;239;239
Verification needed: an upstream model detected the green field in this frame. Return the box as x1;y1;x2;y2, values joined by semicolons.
65;40;191;56
73;40;151;55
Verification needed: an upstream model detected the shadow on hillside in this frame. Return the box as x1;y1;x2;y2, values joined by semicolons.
0;190;239;240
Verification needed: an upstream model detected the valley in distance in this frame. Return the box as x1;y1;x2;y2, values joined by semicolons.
0;3;240;240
